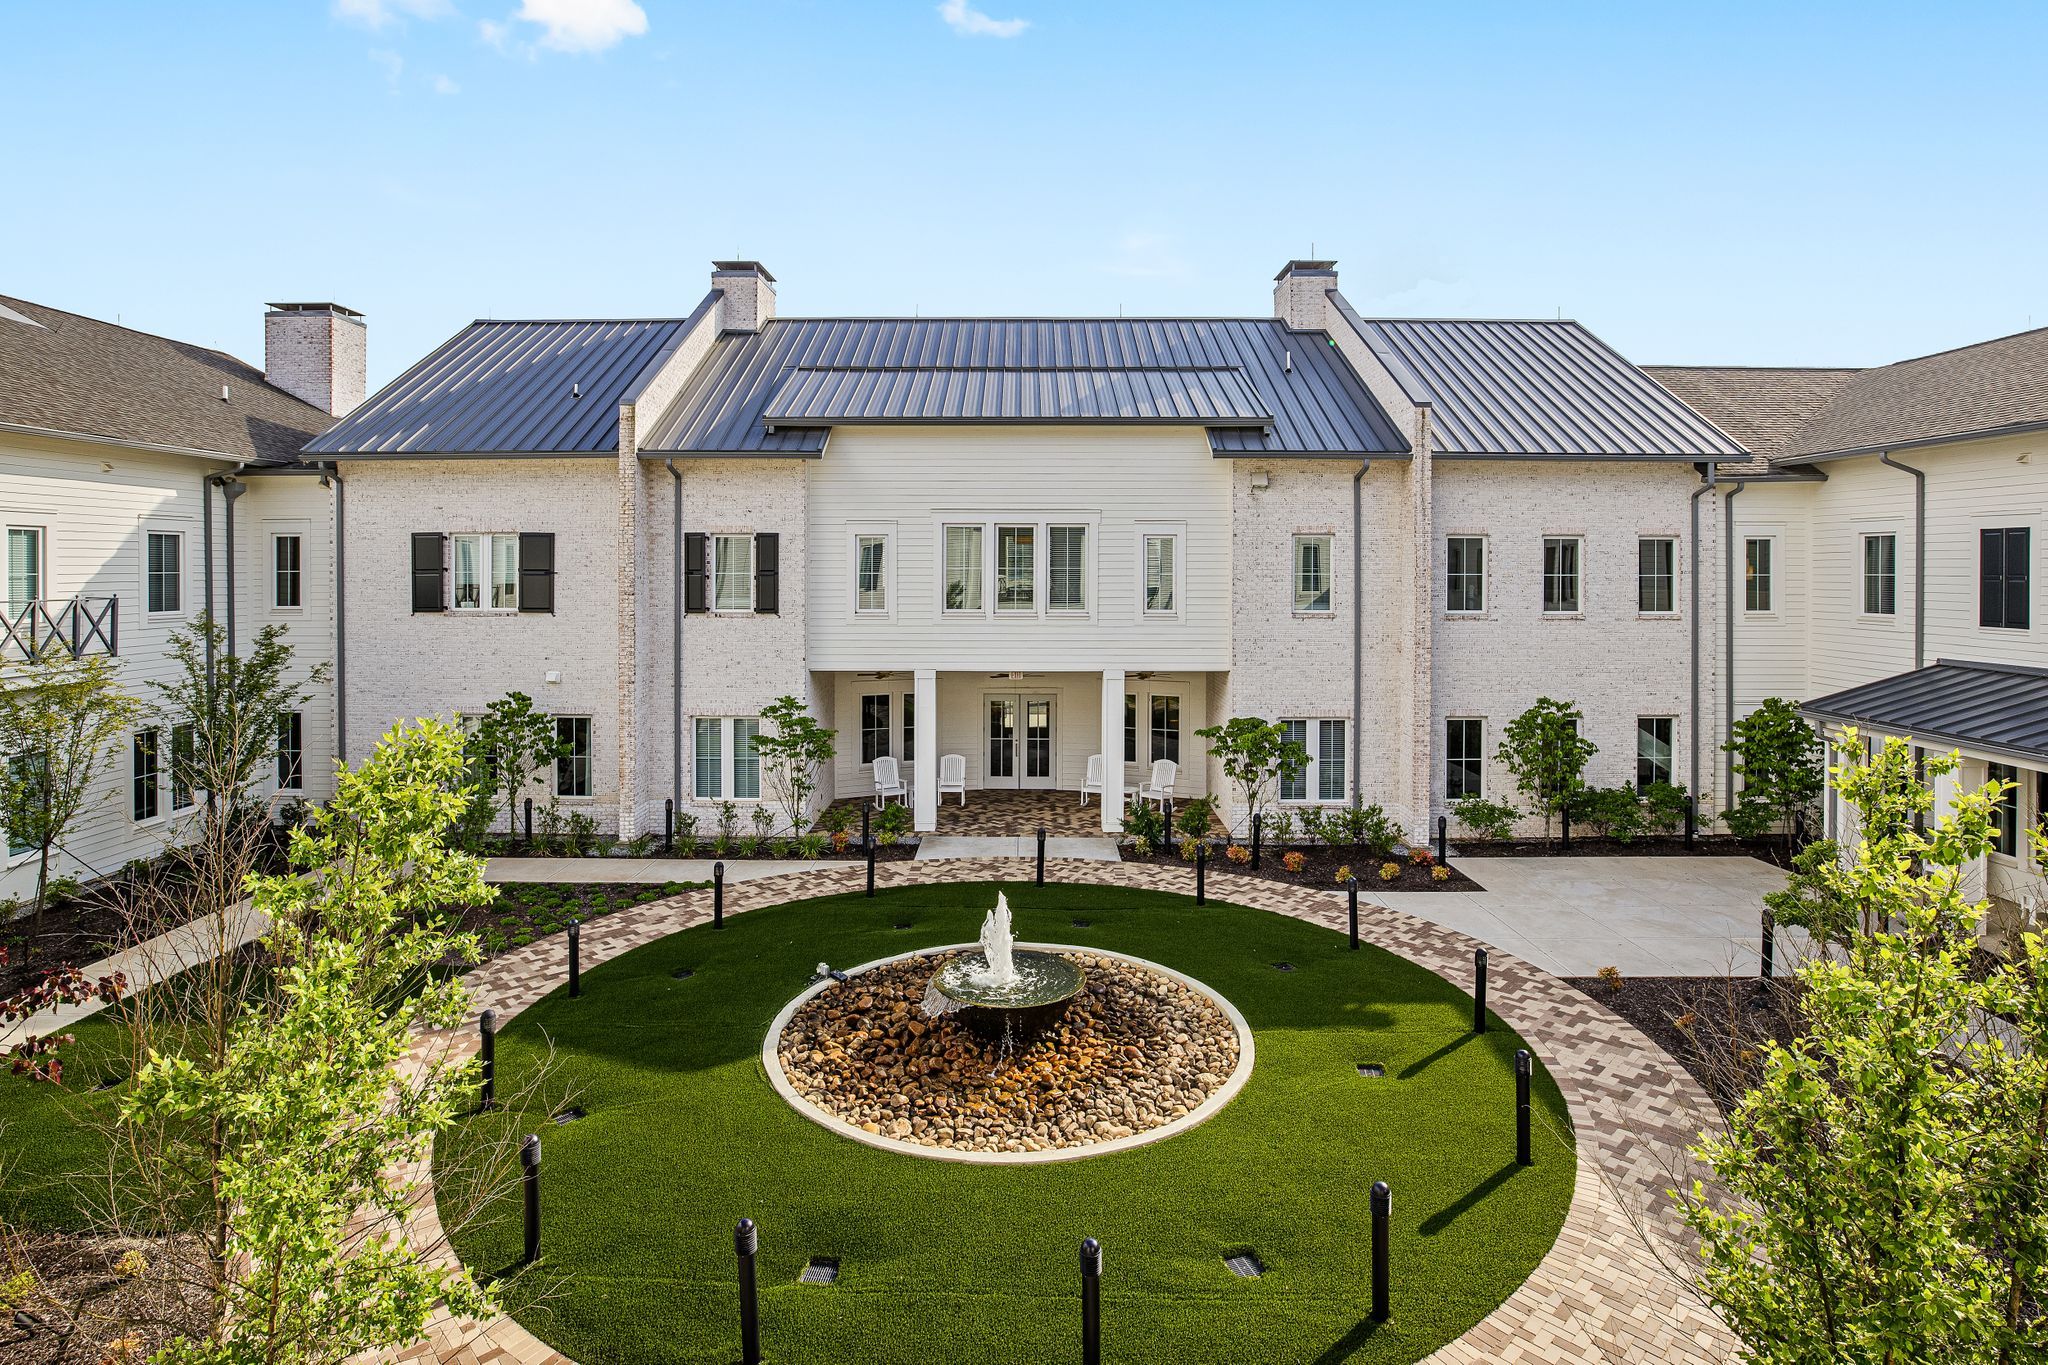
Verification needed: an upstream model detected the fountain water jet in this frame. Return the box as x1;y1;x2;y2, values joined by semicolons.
922;892;1086;1040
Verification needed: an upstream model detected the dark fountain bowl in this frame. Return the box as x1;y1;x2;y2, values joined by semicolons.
930;949;1087;1042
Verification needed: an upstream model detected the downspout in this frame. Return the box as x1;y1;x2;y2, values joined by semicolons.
1688;463;1718;806
201;475;216;695
1722;479;1747;813
666;458;683;808
323;467;346;764
1879;452;1928;668
1352;457;1369;808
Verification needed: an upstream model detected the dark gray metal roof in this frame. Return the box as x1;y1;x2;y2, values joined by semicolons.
1803;659;2048;762
304;317;690;456
641;318;1406;456
1344;315;1751;460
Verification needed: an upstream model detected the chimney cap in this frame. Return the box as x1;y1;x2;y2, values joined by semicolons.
265;301;365;321
710;261;776;283
1273;259;1337;281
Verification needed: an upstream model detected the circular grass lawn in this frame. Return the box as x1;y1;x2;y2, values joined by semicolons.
439;882;1575;1365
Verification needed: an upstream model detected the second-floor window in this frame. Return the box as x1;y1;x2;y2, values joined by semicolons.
1542;536;1581;614
1637;537;1676;614
996;526;1036;611
273;534;302;609
1294;534;1332;612
856;534;888;613
944;525;983;612
1143;533;1176;614
453;533;518;610
1862;533;1897;616
1446;536;1484;614
1981;527;2030;630
1049;525;1087;612
713;534;753;611
146;531;182;613
1745;537;1774;612
6;527;42;612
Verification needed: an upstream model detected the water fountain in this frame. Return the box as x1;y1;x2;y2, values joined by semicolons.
922;892;1086;1040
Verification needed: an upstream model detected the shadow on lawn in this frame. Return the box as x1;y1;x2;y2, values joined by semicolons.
1418;1160;1524;1236
1307;1314;1390;1364
1397;1030;1477;1080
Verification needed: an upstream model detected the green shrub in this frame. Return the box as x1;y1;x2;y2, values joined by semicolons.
1334;804;1399;860
1122;800;1166;849
876;802;913;843
1570;786;1645;842
818;803;854;836
737;835;762;858
1449;795;1520;841
797;833;828;858
1173;797;1215;842
1640;781;1690;834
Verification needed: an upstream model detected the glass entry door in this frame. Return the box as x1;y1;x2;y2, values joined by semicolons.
986;694;1054;789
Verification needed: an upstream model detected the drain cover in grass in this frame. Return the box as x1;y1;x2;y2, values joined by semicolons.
1356;1063;1386;1078
1223;1252;1265;1278
1272;962;1296;972
799;1257;840;1285
671;967;695;980
552;1107;586;1125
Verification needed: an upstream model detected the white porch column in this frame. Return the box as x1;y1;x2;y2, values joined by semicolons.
913;668;938;833
1100;669;1125;834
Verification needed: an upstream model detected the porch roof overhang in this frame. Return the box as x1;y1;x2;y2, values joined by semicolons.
1802;659;2048;767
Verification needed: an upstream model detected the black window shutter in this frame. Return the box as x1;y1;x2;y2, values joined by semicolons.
1982;529;2004;626
2009;529;2031;630
755;532;780;615
684;533;707;614
411;533;445;613
518;532;556;614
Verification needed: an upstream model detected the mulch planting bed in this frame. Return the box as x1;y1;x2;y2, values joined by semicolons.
1567;973;1804;1115
3;1232;211;1365
1463;835;1798;868
1119;842;1482;892
1;894;135;998
452;881;707;960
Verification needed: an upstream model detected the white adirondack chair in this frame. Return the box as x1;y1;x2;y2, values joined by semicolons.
1079;753;1105;806
938;753;967;805
872;755;906;807
1138;758;1178;809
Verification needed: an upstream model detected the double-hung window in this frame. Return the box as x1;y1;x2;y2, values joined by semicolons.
276;711;304;791
1990;761;2021;857
944;525;984;612
133;728;160;821
1278;719;1347;803
1542;537;1581;614
170;723;193;808
855;534;887;613
273;534;303;609
1446;718;1483;800
6;752;43;857
1636;717;1674;789
452;533;519;610
146;531;182;613
1446;536;1484;614
555;716;592;798
1048;525;1087;612
1981;528;2031;630
6;527;42;614
996;526;1035;611
1150;695;1180;764
1744;537;1774;613
1123;694;1137;764
1637;537;1676;614
1294;534;1332;612
860;694;892;765
1862;533;1897;616
1142;533;1176;614
712;534;754;612
694;717;761;800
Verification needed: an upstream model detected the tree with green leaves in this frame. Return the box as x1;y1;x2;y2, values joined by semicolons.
153;617;327;816
123;718;497;1364
464;691;565;845
754;694;836;836
1723;696;1825;860
0;651;138;933
1681;735;2048;1362
1494;697;1596;843
1193;716;1310;838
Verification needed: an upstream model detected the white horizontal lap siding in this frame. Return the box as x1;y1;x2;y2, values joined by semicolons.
1915;432;2048;672
238;476;338;802
803;426;1231;673
340;457;621;825
1731;482;1815;715
1430;461;1709;832
1800;453;1922;696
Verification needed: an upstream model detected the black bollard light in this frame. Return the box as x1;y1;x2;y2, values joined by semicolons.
1369;1181;1391;1322
1195;839;1207;905
735;1218;761;1365
861;803;872;855
665;798;675;854
1036;826;1047;886
1684;794;1696;850
713;861;725;930
1080;1237;1102;1365
1761;908;1775;981
519;1134;541;1265
866;830;877;897
478;1009;497;1112
1560;804;1571;852
523;796;534;848
1348;880;1360;951
1251;812;1262;871
1436;814;1448;865
1473;947;1489;1035
1515;1049;1533;1166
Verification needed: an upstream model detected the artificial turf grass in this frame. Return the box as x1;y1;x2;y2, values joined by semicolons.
438;882;1575;1365
0;1011;134;1229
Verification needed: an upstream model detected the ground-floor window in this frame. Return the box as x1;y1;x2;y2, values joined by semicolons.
133;728;160;821
1279;718;1346;803
1446;718;1483;799
861;694;891;764
556;716;592;798
1150;695;1180;764
7;751;43;856
695;717;761;800
1123;694;1137;763
171;723;195;810
1636;717;1674;789
1990;761;2021;856
276;711;304;792
902;692;915;760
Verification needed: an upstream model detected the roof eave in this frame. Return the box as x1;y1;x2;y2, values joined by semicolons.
1779;418;2048;466
0;420;264;464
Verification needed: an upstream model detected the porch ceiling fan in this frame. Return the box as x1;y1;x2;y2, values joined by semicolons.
987;672;1045;680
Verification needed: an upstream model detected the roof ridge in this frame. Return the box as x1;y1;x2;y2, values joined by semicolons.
0;293;264;371
1868;323;2048;369
1643;364;1865;374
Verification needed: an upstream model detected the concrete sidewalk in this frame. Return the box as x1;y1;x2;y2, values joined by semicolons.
483;856;843;883
913;836;1121;861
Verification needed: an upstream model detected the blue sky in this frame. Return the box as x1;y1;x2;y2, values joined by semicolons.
4;1;2045;388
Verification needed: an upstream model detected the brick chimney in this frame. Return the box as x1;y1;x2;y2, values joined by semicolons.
712;261;776;332
1272;259;1337;332
264;302;366;417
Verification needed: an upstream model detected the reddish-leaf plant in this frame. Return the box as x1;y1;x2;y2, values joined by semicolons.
2;962;127;1083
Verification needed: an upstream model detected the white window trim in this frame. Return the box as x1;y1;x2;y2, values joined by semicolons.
1444;532;1488;618
693;715;764;802
1445;715;1485;800
1292;531;1336;616
276;710;305;793
131;725;166;826
1635;716;1677;789
939;522;988;617
450;531;520;613
857;692;894;769
1859;530;1901;621
1045;523;1092;616
142;525;186;619
6;525;46;611
932;513;1100;621
710;533;755;615
993;523;1040;615
554;715;594;800
1541;534;1584;618
849;524;895;620
1742;534;1779;617
1135;522;1185;620
270;531;305;613
1278;717;1349;806
1636;535;1680;618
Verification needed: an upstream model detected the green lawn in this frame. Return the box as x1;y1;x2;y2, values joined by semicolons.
440;882;1574;1364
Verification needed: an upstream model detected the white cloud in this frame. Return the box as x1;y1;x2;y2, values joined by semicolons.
506;0;648;53
368;48;405;89
937;0;1028;38
477;17;509;49
334;0;454;29
433;73;461;94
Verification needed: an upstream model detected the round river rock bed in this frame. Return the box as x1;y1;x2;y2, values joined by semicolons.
776;951;1242;1155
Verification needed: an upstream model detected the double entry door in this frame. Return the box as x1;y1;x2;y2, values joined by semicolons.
985;693;1054;789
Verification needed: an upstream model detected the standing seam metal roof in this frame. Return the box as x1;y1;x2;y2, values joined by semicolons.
1802;660;2048;762
1345;316;1750;459
304;317;691;455
640;317;1406;455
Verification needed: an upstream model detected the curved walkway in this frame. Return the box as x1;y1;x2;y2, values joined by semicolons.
379;860;1736;1365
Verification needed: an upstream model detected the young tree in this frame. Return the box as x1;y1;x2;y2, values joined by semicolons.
153;617;328;816
1723;696;1825;860
1494;697;1596;843
0;651;138;932
754;694;836;836
1681;735;2048;1362
1193;716;1310;838
464;691;565;843
123;718;497;1364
